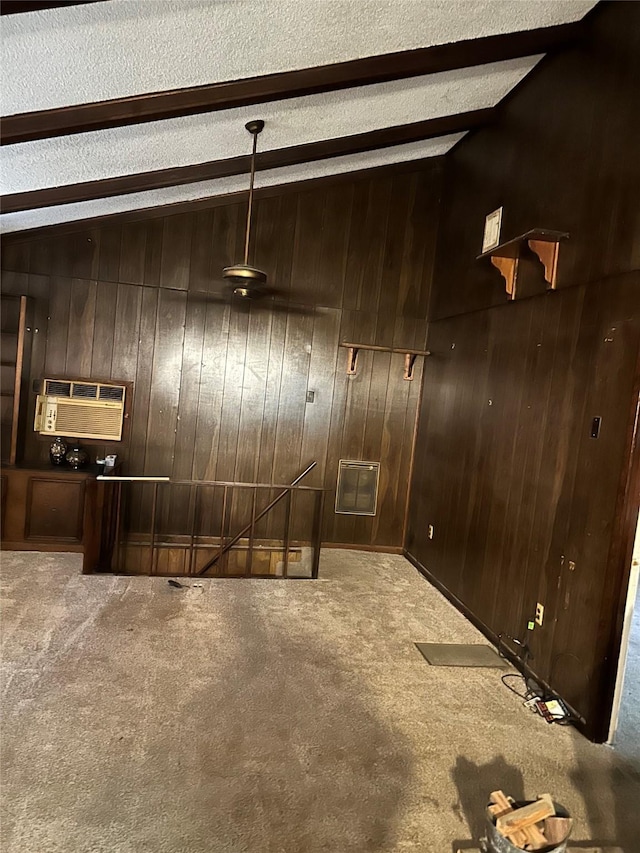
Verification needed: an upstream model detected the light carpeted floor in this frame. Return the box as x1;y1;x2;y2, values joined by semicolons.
1;550;639;853
613;578;640;764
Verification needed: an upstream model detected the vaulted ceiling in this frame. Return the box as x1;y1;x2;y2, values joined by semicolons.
0;0;597;234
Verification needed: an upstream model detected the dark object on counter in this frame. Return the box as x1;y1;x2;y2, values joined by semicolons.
168;579;185;589
49;436;67;466
65;445;89;470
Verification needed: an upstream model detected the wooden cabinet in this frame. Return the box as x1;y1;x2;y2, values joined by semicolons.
1;465;116;573
25;478;86;541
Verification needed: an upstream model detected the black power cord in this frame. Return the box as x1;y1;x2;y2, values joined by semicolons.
500;672;533;700
497;631;582;726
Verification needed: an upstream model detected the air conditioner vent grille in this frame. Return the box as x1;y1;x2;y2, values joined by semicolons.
54;403;123;440
98;385;125;402
71;383;98;399
45;380;71;397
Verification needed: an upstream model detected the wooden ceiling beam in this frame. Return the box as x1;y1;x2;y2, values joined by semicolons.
0;156;442;242
1;21;583;145
1;108;492;213
1;1;106;14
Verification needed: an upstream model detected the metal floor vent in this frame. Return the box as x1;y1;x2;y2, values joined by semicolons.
335;460;380;515
415;643;509;668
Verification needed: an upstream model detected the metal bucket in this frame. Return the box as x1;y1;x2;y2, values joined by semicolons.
484;801;571;853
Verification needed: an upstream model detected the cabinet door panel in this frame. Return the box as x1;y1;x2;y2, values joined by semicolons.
26;478;84;541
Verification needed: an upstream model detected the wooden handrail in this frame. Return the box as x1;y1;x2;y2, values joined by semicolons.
197;462;318;575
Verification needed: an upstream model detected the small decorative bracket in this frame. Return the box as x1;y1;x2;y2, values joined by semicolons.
404;353;418;381
478;229;568;300
490;255;519;299
527;239;560;289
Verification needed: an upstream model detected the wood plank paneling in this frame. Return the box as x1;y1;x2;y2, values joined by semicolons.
160;214;192;290
65;278;97;377
271;310;314;483
90;281;117;378
172;291;207;481
214;304;250;483
407;2;640;740
1;162;442;552
119;221;147;285
192;301;230;482
97;226;121;282
408;283;639;738
144;288;187;477
44;276;72;376
256;310;286;485
24;273;50;464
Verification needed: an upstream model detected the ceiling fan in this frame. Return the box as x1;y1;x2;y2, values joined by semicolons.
222;118;269;299
188;119;314;316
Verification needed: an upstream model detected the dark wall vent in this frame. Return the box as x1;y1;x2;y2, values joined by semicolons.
335;460;380;516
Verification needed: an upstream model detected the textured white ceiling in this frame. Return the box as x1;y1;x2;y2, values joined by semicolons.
0;57;540;194
0;0;598;232
0;134;464;233
1;0;595;115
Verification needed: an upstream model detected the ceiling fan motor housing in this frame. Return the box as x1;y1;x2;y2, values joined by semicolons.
223;263;269;298
223;264;268;284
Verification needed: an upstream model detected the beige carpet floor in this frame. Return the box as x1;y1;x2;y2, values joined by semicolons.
613;578;640;764
1;549;639;853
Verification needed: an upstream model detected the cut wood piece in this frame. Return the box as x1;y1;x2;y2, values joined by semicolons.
489;802;528;845
488;793;527;848
496;799;555;836
520;822;548;849
518;794;553;848
510;830;529;849
489;790;512;810
488;803;511;818
543;816;573;844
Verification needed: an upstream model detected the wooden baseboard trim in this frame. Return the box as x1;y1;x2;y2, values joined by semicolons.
1;540;83;554
323;542;404;554
403;549;590;737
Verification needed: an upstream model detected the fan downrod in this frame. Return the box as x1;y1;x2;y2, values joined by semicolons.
223;119;267;291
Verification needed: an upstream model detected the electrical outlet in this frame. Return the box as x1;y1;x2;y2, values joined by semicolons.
535;602;545;627
428;524;434;540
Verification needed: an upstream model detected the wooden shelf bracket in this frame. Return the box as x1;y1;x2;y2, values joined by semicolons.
340;342;430;380
490;255;519;299
346;347;359;375
404;353;418;381
478;229;568;300
527;238;560;289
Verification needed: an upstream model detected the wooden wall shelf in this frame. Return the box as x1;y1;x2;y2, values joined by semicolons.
477;229;568;299
339;342;431;381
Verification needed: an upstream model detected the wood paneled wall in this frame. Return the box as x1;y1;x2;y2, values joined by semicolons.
407;2;640;739
1;164;443;548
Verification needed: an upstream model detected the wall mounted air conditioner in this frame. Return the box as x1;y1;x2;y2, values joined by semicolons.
34;379;126;441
